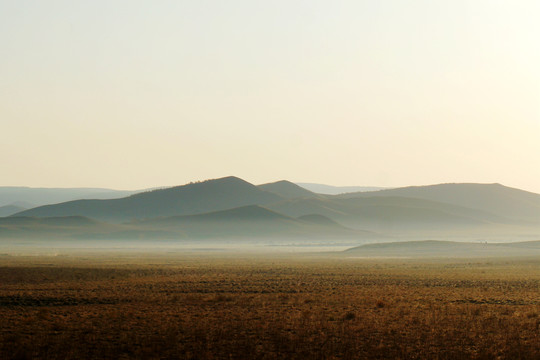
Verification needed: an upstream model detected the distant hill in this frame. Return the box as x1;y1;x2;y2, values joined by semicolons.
0;206;372;241
0;205;27;217
345;240;540;257
0;187;143;207
13;177;283;222
258;180;318;199
267;196;510;232
0;216;125;240
297;214;343;227
131;205;359;239
340;183;540;223
296;183;386;195
6;178;540;240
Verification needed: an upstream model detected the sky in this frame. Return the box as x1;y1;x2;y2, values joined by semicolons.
1;0;539;192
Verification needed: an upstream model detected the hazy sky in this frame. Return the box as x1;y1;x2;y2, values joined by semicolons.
1;1;539;192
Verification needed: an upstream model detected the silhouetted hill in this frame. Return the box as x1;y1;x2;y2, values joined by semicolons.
0;205;26;217
345;240;540;257
340;183;540;223
14;177;283;222
258;180;318;199
0;187;143;207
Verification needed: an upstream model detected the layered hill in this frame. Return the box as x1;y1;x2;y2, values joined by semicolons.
0;206;370;241
14;177;283;222
340;183;540;223
7;178;540;240
131;205;366;239
266;196;511;232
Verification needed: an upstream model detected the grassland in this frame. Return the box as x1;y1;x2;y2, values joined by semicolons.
0;254;539;359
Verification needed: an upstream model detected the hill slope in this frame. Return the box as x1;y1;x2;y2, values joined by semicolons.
340;183;540;223
13;177;283;222
258;180;318;199
0;206;371;241
267;195;510;232
0;205;27;217
296;183;386;195
131;205;358;239
0;187;142;207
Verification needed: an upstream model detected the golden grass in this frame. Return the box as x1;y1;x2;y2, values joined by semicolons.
0;255;539;359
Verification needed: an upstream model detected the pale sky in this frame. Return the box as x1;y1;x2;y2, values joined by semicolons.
1;1;539;192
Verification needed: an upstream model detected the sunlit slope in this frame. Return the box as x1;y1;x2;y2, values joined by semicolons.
345;240;540;257
258;180;319;199
13;177;282;222
340;183;540;223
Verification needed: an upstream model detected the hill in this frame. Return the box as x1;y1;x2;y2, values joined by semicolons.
0;216;126;240
0;206;371;241
296;183;386;195
13;177;283;222
131;205;367;239
0;205;27;217
266;195;511;233
0;187;143;207
258;180;318;199
345;240;540;258
340;183;540;223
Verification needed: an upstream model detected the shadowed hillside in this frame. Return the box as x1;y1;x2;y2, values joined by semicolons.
13;177;282;222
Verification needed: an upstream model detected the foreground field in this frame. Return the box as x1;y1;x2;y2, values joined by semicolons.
0;254;539;359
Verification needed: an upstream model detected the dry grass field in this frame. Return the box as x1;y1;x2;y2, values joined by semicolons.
0;253;539;359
